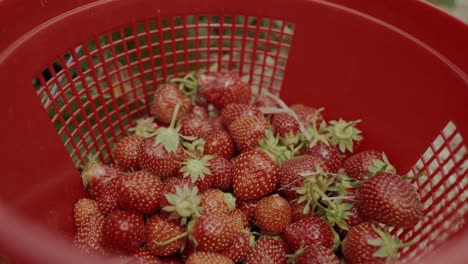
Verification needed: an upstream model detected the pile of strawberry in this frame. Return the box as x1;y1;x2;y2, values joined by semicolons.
73;72;424;264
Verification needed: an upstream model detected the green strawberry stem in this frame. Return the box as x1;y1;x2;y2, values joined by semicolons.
154;232;188;247
285;241;306;264
152;101;182;153
169;101;181;130
401;171;426;180
369;225;416;260
127;117;158;138
258;107;291;114
169;73;198;97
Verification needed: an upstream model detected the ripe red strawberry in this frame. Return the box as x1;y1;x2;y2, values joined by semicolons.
359;172;423;228
152;83;191;125
210;115;227;131
139;137;186;179
186;251;234;264
178;155;214;192
74;198;99;229
221;103;263;128
113;135;144;172
96;178;119;215
159;177;197;216
74;212;106;256
229;116;270;152
190;104;209;120
200;189;235;215
271;113;301;146
237;199;259;226
279;155;328;199
290;104;324;127
233;150;280;201
245;237;287;264
295;244;340;264
119;247;164;264
290;202;313;223
221;232;252;262
190;212;243;252
282;217;334;252
102;211;146;254
342;222;409;264
146;215;185;256
117;170;162;214
335;201;367;236
229;208;249;229
81;154;123;198
255;194;292;234
301;142;342;173
209;156;234;191
204;130;235;159
254;93;280;109
344;150;382;179
199;71;252;109
180;115;214;139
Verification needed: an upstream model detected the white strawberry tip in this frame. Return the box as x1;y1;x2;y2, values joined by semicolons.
163;185;204;226
326;118;363;153
368;224;416;260
153;101;183;153
127;117;158;138
180;155;213;183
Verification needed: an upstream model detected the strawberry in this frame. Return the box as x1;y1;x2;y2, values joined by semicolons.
113;135;144;172
138;137;185;179
233;150;280;201
255;194;292;234
342;222;410;264
294;244;340;264
102;211;146;254
118;248;163;264
344;150;395;180
282;217;334;252
325;118;363;154
127;117;159;138
290;104;324;128
189;212;242;252
152;83;191;125
229;208;249;229
159;177;197;217
229;116;270;152
290;202;313;223
271;113;301;147
358;172;423;228
198;71;252;109
254;93;280;109
186;252;234;264
221;232;253;262
80;154;123;198
200;189;235;215
162;183;204;226
210;115;227;131
204;130;235;159
190;104;209;120
146;215;185;256
221;103;263;128
301;142;342;173
117;170;162;214
279;155;328;199
179;155;214;192
335;201;367;236
73;198;99;229
74;212;106;256
96;178;119;215
209;156;234;191
237;199;259;226
180;115;213;140
245;236;287;264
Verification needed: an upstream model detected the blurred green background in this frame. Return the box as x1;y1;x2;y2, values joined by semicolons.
429;0;468;21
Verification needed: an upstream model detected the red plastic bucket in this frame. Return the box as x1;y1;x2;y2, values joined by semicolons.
0;0;467;263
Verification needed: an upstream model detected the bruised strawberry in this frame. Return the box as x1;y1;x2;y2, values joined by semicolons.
138;137;185;179
146;215;185;256
199;72;252;109
245;236;287;264
102;211;146;254
255;194;292;234
152;83;191;125
186;251;234;264
221;232;252;263
81;154;123;198
279;155;328;199
233;150;280;201
204;130;235;159
359;172;423;228
113;135;144;172
117;170;162;214
74;198;99;229
209;156;234;191
282;217;334;252
229;116;270;152
221;103;263;128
